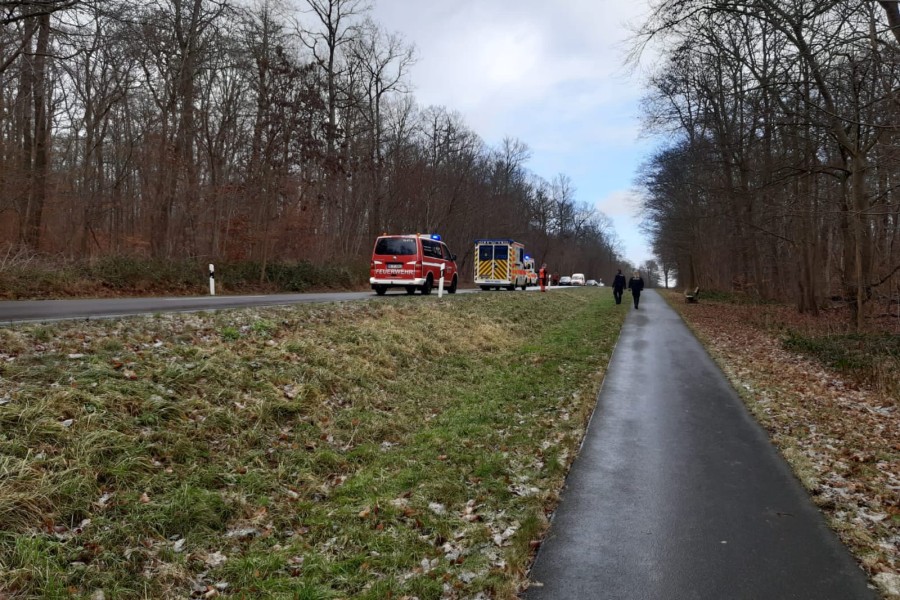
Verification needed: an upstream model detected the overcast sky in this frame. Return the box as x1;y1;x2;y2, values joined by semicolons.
369;0;658;268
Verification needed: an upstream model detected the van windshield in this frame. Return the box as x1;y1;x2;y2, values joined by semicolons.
375;238;416;256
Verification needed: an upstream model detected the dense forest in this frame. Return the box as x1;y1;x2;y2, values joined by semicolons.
635;1;900;329
0;0;631;287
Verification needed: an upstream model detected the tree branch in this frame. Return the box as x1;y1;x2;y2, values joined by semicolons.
0;0;79;26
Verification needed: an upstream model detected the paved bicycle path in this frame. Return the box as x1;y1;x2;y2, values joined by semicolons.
524;290;875;600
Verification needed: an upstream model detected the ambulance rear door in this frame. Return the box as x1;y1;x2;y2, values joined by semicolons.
475;241;511;285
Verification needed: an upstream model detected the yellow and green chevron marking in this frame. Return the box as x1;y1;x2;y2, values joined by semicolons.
478;258;509;280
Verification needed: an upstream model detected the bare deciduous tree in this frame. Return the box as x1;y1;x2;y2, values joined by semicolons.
0;0;628;288
634;0;900;330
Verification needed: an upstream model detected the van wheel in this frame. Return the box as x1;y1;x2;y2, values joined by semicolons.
480;286;490;291
507;284;516;291
521;282;527;290
421;276;433;295
448;275;458;294
374;285;387;295
405;286;416;295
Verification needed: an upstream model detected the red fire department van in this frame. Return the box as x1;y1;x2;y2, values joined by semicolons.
370;234;459;295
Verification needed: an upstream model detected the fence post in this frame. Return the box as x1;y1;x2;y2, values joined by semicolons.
438;264;445;299
209;264;215;296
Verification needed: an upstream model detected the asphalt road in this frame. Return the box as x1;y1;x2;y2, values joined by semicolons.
524;290;876;600
0;286;499;325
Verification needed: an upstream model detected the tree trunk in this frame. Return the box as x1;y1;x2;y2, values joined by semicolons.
851;152;871;332
24;12;50;250
16;16;36;246
879;1;900;45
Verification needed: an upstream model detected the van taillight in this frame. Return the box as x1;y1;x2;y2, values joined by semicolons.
415;261;423;276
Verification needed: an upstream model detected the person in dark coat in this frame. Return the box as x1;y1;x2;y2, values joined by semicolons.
612;269;626;305
628;270;645;309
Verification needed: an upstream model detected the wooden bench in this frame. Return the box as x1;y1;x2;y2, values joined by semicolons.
684;287;700;303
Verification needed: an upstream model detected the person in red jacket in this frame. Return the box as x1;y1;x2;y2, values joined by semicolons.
539;264;547;292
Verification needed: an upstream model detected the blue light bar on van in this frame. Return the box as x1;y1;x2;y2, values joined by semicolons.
525;255;532;261
428;234;442;241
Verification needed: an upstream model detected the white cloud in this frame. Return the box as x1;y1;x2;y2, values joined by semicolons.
595;189;641;218
596;189;653;265
372;0;651;127
368;0;657;263
468;22;544;86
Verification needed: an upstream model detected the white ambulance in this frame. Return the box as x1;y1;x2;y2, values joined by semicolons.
474;239;529;291
524;255;538;287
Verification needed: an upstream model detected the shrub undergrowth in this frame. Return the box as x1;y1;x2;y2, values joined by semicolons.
0;257;369;299
784;332;900;398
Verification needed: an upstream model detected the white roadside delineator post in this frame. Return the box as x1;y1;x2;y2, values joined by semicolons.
438;264;445;298
209;264;215;296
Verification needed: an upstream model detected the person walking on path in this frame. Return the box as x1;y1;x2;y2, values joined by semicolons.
628;270;644;309
523;290;876;600
612;269;626;305
539;264;547;292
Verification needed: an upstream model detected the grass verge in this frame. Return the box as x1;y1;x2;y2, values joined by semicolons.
0;289;623;599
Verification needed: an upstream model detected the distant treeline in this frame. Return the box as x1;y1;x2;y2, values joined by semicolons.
0;0;629;285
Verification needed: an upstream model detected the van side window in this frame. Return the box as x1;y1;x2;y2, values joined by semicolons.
422;240;441;259
441;244;453;260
